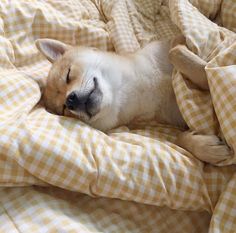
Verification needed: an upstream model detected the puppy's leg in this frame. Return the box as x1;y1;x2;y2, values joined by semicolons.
176;131;232;164
169;45;209;90
170;35;186;48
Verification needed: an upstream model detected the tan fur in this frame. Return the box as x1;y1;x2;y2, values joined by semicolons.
36;38;231;164
43;48;85;115
168;36;231;163
169;45;209;90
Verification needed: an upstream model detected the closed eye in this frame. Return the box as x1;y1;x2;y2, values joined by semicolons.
66;68;71;84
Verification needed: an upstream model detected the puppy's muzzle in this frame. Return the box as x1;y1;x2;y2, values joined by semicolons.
66;83;102;117
66;91;87;111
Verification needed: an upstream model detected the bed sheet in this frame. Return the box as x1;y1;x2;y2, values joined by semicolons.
0;0;236;232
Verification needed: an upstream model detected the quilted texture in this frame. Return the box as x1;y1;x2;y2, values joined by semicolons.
0;0;236;232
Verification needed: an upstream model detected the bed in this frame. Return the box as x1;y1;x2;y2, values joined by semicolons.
0;0;236;232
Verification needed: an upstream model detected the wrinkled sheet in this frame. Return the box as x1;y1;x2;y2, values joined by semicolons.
0;0;236;232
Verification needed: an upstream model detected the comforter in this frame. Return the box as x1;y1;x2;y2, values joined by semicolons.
0;0;236;232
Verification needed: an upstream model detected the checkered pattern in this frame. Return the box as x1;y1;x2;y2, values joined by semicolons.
0;0;236;232
221;0;236;33
0;186;211;233
206;39;236;166
209;172;236;233
190;0;221;19
170;0;236;148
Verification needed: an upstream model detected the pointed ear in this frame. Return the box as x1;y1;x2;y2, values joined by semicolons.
35;39;69;63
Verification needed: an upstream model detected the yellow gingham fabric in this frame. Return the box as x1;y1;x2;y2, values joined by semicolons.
0;0;236;232
170;0;236;164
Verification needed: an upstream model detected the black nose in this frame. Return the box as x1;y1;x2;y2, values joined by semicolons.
66;92;77;110
65;91;88;111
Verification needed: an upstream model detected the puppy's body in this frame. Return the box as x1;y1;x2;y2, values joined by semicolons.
39;40;185;131
36;38;231;164
87;41;185;130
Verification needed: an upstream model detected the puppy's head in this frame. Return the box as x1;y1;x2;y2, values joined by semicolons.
36;39;114;125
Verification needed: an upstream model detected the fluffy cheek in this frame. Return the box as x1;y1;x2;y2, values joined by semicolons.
98;78;113;110
88;78;113;123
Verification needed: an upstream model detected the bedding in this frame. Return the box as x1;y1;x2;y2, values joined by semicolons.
0;0;236;232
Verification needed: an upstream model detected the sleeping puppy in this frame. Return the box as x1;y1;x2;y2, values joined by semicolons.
36;38;231;164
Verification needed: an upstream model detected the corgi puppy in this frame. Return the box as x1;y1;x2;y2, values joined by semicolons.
36;38;231;164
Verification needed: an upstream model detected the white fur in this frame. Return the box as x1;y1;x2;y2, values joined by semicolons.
37;38;232;164
70;41;185;131
37;38;185;131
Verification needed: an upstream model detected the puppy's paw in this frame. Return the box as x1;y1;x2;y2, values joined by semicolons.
170;35;186;48
169;45;186;65
169;44;209;90
176;131;232;164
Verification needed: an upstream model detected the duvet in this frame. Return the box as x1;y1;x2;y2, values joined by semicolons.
0;0;236;232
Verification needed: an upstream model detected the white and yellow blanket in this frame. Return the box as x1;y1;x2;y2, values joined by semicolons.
0;0;236;232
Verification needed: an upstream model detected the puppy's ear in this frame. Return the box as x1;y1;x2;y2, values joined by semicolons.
35;39;69;63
